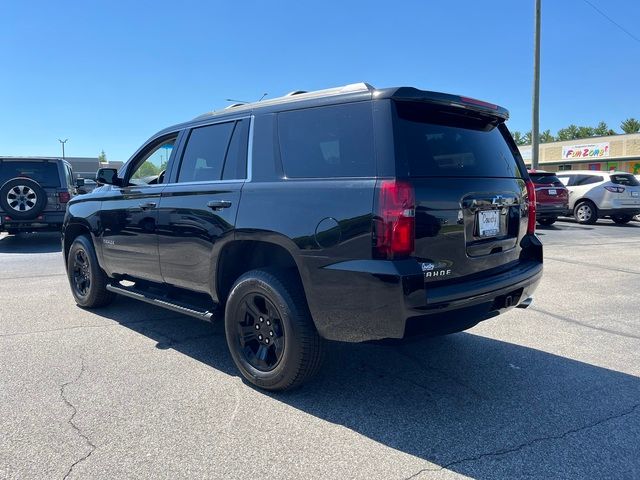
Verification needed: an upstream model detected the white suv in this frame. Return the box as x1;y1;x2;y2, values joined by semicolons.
556;170;640;224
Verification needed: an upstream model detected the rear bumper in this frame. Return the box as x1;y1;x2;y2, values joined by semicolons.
0;212;65;232
536;205;568;219
307;236;543;342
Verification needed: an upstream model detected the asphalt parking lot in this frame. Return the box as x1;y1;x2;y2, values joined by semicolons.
1;219;639;480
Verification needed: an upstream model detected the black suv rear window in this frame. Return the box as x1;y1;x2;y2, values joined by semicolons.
611;174;639;186
0;161;61;187
530;173;563;186
278;103;375;178
393;102;522;178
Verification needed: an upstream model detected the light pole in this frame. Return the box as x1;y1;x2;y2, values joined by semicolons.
531;0;541;169
58;138;68;159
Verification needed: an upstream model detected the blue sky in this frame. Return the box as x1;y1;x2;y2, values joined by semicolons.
1;0;638;161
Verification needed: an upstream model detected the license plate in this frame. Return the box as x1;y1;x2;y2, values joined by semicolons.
478;210;500;237
632;191;639;197
548;189;557;195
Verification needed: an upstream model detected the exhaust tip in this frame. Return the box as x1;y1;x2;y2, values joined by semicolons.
516;297;533;309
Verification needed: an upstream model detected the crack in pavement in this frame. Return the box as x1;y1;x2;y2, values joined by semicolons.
545;256;640;275
395;347;485;399
0;315;190;339
531;307;640;341
60;357;95;480
402;402;640;479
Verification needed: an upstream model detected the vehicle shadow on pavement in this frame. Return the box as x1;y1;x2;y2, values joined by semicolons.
96;298;640;479
0;232;62;253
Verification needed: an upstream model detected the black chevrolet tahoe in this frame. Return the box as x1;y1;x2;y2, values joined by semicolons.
62;83;543;390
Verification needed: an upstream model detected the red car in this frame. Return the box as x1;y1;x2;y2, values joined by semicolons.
528;170;569;226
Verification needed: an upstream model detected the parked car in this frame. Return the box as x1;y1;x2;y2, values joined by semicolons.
556;170;640;224
636;175;640;222
527;169;569;226
76;178;98;195
62;83;542;390
0;157;77;234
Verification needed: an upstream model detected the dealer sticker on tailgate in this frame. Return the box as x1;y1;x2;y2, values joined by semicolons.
478;210;500;237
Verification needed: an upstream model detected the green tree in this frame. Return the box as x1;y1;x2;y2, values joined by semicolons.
556;124;580;141
134;161;160;178
523;131;532;145
593;121;615;137
98;149;107;163
512;131;526;146
539;129;554;143
620;118;640;134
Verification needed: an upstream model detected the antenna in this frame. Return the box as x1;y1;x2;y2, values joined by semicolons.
258;93;268;102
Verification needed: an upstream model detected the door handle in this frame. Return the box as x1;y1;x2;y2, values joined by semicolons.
139;201;157;210
207;200;232;210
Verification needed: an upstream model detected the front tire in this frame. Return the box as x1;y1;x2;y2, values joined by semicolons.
574;201;598;224
224;269;325;391
67;235;115;308
537;217;557;226
611;214;633;224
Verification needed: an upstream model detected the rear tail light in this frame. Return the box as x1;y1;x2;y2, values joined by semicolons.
373;180;415;259
525;179;536;235
58;191;71;203
604;185;625;193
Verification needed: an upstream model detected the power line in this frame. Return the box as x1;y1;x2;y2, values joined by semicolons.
581;0;640;45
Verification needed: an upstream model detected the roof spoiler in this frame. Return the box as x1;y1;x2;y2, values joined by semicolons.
391;87;509;121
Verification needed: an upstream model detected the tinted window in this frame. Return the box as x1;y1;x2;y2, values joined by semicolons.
0;161;61;187
530;173;563;186
393;102;521;178
611;174;639;186
278;103;375;178
222;120;249;180
575;175;603;186
178;122;234;183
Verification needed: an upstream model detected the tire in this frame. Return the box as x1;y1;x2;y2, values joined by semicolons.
611;214;633;224
574;201;598;225
537;217;557;226
0;177;47;220
66;234;115;308
224;269;325;391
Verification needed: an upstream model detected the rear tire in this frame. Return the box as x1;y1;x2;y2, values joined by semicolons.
67;235;115;308
224;269;325;391
611;214;633;224
574;201;598;224
537;217;557;226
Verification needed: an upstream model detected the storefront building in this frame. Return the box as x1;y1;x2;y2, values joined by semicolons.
518;133;640;174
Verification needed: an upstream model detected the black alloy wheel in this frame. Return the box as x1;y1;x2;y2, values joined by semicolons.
72;248;91;297
225;269;325;391
66;235;115;308
237;293;285;371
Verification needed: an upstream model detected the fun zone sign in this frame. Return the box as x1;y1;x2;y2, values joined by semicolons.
562;143;610;159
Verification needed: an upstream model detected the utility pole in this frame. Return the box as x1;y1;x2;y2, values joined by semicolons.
531;0;541;169
58;138;68;159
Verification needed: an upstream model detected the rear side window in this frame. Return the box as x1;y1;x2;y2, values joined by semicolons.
393;102;522;178
0;161;61;187
574;175;603;186
277;103;375;178
530;173;563;186
222;120;249;180
611;174;639;186
178;122;235;183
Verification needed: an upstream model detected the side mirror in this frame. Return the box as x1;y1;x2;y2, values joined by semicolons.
96;168;120;186
75;178;85;187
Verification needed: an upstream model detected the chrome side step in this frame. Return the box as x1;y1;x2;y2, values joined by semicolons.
106;284;216;322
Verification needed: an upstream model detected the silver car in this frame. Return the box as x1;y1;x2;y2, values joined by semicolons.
556;170;640;224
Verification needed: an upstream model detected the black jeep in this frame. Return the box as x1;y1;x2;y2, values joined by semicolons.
0;157;77;234
62;83;543;390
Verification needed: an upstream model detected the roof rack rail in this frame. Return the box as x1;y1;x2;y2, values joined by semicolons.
225;103;245;109
285;90;308;96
